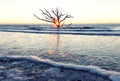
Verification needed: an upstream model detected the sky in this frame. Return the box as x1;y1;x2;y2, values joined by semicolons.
0;0;120;24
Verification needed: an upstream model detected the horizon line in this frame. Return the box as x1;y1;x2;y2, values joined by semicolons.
0;23;120;25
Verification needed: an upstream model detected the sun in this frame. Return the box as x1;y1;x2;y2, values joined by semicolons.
54;19;60;28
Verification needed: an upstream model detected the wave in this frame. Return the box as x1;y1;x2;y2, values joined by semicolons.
0;28;120;36
0;24;120;36
0;56;120;81
112;26;120;30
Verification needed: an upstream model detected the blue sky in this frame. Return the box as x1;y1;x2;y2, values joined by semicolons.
0;0;120;24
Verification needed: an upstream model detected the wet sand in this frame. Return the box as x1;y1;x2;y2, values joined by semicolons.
0;57;111;81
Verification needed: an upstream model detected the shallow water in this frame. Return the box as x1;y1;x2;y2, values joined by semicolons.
0;32;120;71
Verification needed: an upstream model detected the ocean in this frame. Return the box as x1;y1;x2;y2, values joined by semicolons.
0;24;120;35
0;24;120;81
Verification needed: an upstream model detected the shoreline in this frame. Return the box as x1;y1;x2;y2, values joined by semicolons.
0;31;120;81
0;56;120;81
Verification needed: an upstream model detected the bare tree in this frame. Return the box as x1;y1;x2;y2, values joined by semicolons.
34;8;73;29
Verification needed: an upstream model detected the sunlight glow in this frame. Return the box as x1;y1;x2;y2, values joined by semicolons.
0;0;120;24
54;20;60;27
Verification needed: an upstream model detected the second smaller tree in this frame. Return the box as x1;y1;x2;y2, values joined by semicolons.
34;8;73;29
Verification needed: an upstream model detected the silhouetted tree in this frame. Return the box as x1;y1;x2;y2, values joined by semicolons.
34;8;73;29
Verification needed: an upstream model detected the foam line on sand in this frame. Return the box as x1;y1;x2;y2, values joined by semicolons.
0;56;120;81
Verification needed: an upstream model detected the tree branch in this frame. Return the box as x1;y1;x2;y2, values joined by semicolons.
33;14;53;23
39;9;54;20
34;8;73;28
44;9;54;19
60;14;73;22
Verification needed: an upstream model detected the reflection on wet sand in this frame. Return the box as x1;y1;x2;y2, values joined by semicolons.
40;34;66;56
0;32;120;71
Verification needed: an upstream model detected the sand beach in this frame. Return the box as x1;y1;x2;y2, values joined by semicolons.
0;56;112;81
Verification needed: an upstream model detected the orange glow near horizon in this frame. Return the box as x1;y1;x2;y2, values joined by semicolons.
0;18;120;24
54;20;60;27
0;0;120;24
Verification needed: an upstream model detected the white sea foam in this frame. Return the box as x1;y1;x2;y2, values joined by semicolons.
112;26;120;30
1;56;120;81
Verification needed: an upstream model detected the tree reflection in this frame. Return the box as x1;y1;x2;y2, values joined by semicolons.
40;34;67;57
47;34;61;55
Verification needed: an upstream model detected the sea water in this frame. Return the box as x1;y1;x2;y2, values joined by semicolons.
0;24;120;81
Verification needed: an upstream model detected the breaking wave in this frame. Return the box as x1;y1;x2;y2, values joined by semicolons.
1;56;120;81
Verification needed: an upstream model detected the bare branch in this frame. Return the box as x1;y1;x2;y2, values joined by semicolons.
34;14;53;23
39;9;54;20
66;23;72;27
60;14;73;22
55;7;59;15
52;8;57;16
34;8;73;28
44;9;54;19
